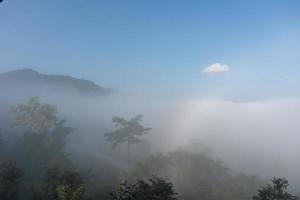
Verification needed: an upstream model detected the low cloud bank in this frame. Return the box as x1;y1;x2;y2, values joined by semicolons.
2;89;300;184
156;98;300;183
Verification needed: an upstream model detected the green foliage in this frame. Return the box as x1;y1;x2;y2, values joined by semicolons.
56;185;85;200
13;121;71;184
130;151;263;200
111;176;177;200
11;97;72;191
105;115;151;149
253;178;298;200
44;168;85;200
12;96;59;134
0;161;24;200
105;115;151;162
48;120;72;161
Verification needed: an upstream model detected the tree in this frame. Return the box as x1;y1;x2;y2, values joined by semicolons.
12;96;59;134
111;176;177;200
104;115;151;162
11;97;72;195
129;150;263;200
43;168;85;200
253;177;298;200
13;120;72;183
0;160;24;200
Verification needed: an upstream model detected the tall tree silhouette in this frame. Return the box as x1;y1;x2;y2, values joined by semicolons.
253;177;297;200
11;97;72;190
105;115;151;163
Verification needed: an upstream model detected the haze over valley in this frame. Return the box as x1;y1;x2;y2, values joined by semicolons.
1;1;300;200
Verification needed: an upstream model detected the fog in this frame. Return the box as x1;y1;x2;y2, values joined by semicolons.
68;96;300;185
1;72;300;199
2;85;300;179
160;98;300;180
1;0;300;199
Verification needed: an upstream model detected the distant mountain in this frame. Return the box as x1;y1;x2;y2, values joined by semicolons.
0;68;113;96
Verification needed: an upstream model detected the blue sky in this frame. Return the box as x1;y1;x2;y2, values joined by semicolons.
0;0;300;100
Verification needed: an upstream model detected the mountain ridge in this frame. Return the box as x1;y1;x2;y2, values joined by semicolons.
0;68;113;96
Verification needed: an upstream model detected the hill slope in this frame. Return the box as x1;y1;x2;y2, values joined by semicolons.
0;68;113;96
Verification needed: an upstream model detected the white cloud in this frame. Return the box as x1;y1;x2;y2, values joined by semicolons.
202;63;230;75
